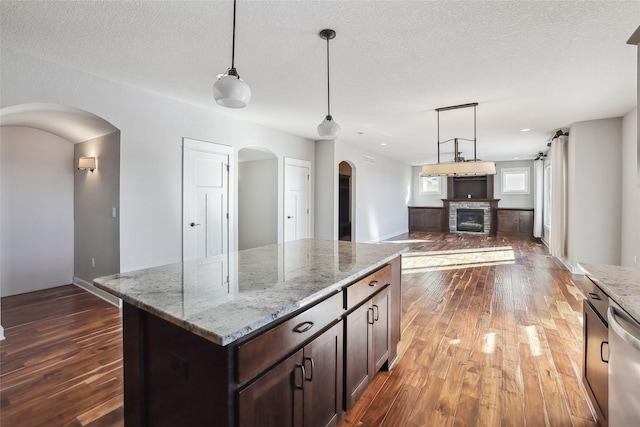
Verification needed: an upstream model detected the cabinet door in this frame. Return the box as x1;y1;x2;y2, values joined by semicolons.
372;288;390;373
345;301;373;409
303;322;343;427
238;349;304;427
518;211;533;234
583;301;608;426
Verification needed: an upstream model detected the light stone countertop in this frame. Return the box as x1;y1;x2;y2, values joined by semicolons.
94;239;408;346
578;263;640;322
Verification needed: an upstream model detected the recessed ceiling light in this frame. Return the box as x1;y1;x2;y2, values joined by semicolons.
381;143;387;146
513;157;520;160
520;128;531;132
357;131;366;136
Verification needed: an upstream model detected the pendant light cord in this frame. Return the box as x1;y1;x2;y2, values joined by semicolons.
326;36;331;117
231;0;237;70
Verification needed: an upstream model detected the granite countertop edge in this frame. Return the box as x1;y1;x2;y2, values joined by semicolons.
95;249;406;346
578;262;640;323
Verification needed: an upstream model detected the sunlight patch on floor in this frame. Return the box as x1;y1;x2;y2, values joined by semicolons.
401;246;516;273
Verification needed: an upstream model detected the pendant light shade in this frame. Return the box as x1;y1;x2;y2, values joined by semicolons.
318;29;340;139
318;115;340;138
213;70;251;108
213;0;250;108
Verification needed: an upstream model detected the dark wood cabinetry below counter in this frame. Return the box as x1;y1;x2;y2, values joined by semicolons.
496;208;534;239
408;207;445;232
121;257;402;427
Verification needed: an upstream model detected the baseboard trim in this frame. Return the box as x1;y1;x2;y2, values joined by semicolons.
73;277;121;307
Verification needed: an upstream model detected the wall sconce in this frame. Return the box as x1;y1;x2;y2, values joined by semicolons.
78;157;96;172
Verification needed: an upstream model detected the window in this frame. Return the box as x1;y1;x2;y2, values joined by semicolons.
419;175;441;194
501;167;530;194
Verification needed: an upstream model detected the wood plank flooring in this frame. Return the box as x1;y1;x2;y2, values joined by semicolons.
338;232;596;427
1;285;123;427
1;233;597;426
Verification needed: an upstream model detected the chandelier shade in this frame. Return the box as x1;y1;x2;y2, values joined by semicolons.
420;102;496;177
421;160;496;177
213;0;250;108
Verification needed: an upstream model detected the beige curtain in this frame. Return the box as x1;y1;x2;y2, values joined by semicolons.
533;158;544;238
549;135;567;257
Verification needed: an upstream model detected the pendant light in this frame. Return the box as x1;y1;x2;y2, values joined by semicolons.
213;0;251;108
317;29;340;139
420;103;496;177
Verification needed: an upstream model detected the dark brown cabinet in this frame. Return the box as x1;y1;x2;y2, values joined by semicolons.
121;256;402;427
408;207;444;232
345;286;390;409
238;321;343;427
583;278;609;427
496;208;533;238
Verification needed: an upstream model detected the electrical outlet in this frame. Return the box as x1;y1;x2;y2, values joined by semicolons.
635;255;637;265
91;258;95;268
112;207;117;218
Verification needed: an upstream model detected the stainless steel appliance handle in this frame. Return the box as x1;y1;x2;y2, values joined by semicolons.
608;306;640;352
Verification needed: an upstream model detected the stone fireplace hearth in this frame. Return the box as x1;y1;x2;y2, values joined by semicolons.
442;199;500;235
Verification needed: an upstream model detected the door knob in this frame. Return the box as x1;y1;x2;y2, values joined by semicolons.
189;222;201;227
287;216;293;219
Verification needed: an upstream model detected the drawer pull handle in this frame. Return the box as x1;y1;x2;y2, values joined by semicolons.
373;304;380;322
293;321;314;333
294;364;305;389
600;341;609;363
369;280;379;287
588;292;601;300
304;357;314;381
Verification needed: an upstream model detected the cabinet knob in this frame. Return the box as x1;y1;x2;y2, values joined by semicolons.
368;280;379;287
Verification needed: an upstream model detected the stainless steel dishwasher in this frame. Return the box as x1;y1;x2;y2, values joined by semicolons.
607;301;640;426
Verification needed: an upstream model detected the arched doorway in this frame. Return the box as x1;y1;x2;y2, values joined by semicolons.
0;103;120;301
338;161;354;241
238;147;278;250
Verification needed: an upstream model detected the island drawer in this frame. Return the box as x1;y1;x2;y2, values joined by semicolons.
236;291;343;384
345;264;392;311
584;276;609;322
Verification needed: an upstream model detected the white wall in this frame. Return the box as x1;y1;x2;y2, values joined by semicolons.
493;160;535;208
314;140;336;240
336;142;411;243
567;118;623;270
74;132;120;283
238;158;278;250
1;49;315;273
410;166;446;206
0;127;74;296
621;108;639;269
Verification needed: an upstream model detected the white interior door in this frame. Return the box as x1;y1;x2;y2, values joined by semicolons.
183;139;231;262
284;157;311;242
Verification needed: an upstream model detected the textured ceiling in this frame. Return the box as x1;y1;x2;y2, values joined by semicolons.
1;1;638;164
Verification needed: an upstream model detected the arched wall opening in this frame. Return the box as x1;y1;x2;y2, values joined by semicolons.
238;146;278;250
0;103;120;302
338;160;355;241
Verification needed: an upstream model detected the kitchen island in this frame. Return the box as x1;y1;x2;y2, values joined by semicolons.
94;239;407;427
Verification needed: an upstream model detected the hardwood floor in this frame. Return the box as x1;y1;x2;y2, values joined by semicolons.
0;285;123;427
1;233;597;426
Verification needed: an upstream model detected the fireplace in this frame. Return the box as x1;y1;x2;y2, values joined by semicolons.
457;209;484;232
